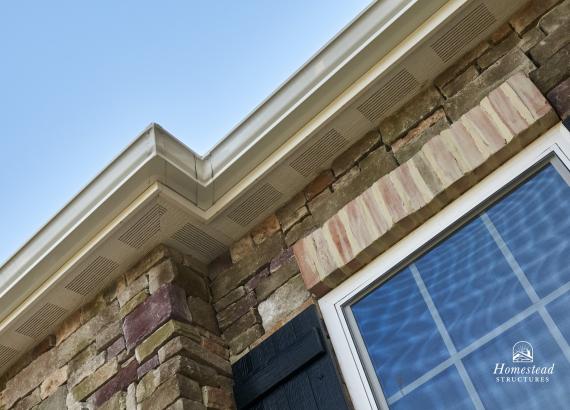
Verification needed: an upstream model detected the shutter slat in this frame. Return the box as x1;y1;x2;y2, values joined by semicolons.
234;328;325;409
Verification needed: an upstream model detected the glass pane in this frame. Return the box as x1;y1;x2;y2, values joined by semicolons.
390;366;475;410
462;313;570;409
349;159;570;409
486;164;570;298
416;217;531;350
546;292;570;344
352;268;450;398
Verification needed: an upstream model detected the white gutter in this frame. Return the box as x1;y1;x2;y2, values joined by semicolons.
0;0;456;295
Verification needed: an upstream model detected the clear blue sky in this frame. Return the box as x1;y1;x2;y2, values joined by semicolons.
0;1;370;265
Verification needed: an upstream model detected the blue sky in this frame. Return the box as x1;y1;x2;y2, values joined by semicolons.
0;1;370;265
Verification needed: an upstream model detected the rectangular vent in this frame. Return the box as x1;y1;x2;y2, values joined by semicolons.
65;256;119;296
172;224;227;260
357;69;419;122
16;303;67;339
289;129;347;177
227;183;283;227
0;345;18;367
431;4;496;62
118;204;166;249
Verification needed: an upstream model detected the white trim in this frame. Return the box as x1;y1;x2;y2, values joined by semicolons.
319;123;570;410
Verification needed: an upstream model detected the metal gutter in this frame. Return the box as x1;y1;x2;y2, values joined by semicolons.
0;0;454;291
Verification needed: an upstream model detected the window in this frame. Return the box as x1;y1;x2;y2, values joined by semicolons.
320;123;570;410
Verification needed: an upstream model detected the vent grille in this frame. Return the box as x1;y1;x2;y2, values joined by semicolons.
357;70;419;122
172;223;227;260
289;129;347;177
118;204;166;249
227;183;283;227
431;4;496;62
0;345;18;367
15;303;67;339
65;256;119;296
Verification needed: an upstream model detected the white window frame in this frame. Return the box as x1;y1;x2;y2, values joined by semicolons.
319;122;570;410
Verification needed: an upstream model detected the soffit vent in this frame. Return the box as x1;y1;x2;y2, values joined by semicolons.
15;303;66;339
431;3;495;62
357;69;419;122
0;345;18;368
227;183;283;227
118;204;167;249
289;129;347;177
65;256;119;296
171;223;227;260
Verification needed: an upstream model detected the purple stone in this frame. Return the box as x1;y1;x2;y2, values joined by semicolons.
92;359;138;407
137;355;160;379
122;283;191;350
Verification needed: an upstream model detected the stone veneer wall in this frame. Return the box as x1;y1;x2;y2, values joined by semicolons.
0;246;235;410
208;0;570;363
0;1;568;409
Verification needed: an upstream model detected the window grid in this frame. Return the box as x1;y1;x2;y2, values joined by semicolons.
378;211;570;407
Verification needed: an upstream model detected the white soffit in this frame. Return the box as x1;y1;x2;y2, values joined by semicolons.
0;0;529;373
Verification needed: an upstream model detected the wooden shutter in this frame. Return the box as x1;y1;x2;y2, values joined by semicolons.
232;305;351;410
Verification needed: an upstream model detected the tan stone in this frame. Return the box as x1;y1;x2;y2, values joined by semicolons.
96;320;123;352
251;214;281;245
139;375;201;410
166;398;206;410
258;275;310;332
228;325;264;356
12;388;40;410
119;290;149;318
135;320;201;363
68;345;106;388
117;273;148;306
303;170;335;201
213;287;246;313
202;386;235;410
509;0;560;34
1;349;57;409
158;336;232;377
55;310;82;345
284;215;316;247
36;385;67;410
70;359;118;402
80;295;107;325
186;296;218;334
229;235;255;264
40;365;68;400
57;302;118;367
97;391;126;410
124;244;178;284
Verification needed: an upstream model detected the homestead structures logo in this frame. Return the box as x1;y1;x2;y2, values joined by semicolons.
493;341;555;383
512;341;533;363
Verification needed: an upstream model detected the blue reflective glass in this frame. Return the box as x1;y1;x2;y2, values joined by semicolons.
486;165;570;298
390;366;475;410
546;292;570;344
416;218;531;350
462;313;570;409
352;268;449;398
350;160;570;409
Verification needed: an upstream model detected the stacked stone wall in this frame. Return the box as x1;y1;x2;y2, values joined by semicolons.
0;246;235;410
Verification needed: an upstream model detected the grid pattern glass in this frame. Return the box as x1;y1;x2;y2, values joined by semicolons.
350;161;570;409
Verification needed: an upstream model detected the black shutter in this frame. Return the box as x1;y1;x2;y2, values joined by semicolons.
232;305;351;410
